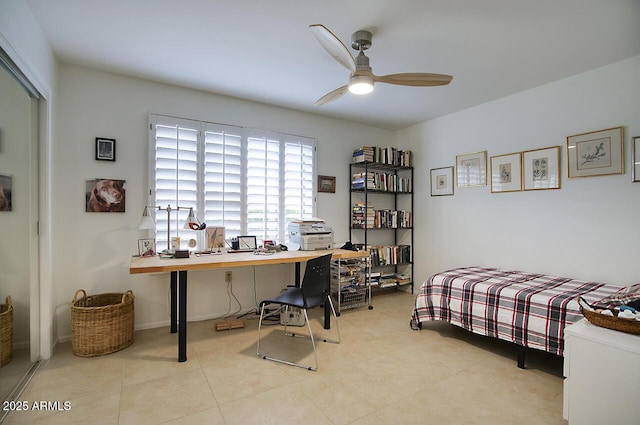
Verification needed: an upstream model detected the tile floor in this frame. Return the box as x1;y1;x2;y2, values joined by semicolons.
3;292;567;425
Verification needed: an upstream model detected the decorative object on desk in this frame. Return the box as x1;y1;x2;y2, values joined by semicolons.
522;146;560;190
174;250;189;258
578;297;640;335
138;238;156;257
632;137;640;182
171;237;181;251
318;175;336;193
233;235;257;252
0;174;12;211
456;151;487;188
95;137;116;161
0;296;13;366
430;166;454;196
71;289;135;357
567;126;624;178
138;204;195;252
490;153;522;193
207;227;226;252
85;178;126;212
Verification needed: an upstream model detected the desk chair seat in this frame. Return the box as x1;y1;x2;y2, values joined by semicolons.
256;253;339;371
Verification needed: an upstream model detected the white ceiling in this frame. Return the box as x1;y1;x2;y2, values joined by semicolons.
25;0;640;130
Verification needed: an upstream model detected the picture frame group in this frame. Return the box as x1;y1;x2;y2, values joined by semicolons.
431;126;633;197
488;147;561;193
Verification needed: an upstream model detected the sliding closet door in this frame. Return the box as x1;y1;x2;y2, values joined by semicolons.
0;52;40;404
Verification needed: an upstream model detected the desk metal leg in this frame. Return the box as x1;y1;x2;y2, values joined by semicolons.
170;271;177;334
178;270;188;362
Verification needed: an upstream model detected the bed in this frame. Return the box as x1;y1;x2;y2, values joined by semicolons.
410;266;625;368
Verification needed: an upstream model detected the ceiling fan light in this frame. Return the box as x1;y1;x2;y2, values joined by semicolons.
348;75;374;95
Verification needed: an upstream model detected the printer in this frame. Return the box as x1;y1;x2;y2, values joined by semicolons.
288;218;334;250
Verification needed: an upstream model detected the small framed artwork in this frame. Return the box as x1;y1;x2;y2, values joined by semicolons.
0;174;12;211
523;146;561;190
85;178;126;212
490;152;522;193
318;175;336;193
566;126;623;178
632;137;640;182
430;166;454;196
207;226;226;252
138;239;156;257
95;137;116;161
456;150;487;188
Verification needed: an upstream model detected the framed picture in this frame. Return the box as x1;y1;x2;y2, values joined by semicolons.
490;152;522;193
522;146;561;190
95;137;116;161
85;178;126;212
430;166;454;196
566;126;623;178
207;226;226;251
456;150;487;187
138;239;156;257
632;137;640;182
317;175;336;193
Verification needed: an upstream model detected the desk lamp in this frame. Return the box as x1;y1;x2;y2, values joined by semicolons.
139;205;204;253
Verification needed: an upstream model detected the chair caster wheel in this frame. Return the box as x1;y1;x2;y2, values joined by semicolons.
368;305;373;310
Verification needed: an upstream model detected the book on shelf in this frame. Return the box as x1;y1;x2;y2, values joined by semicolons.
368;244;411;266
351;170;412;192
352;146;412;167
352;202;375;228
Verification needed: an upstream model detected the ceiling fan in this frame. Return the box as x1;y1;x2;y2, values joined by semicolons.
309;24;453;106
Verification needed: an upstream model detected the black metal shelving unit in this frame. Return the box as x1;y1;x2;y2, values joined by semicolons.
349;161;414;294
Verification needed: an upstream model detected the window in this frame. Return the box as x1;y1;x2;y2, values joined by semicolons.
149;114;315;251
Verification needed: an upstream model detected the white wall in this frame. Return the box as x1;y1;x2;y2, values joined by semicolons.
398;55;640;287
54;63;393;341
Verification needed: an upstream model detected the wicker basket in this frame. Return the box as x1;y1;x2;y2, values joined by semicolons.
0;296;13;366
71;289;135;357
579;297;640;335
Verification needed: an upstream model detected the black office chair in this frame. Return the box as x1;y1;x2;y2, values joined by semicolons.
256;253;339;371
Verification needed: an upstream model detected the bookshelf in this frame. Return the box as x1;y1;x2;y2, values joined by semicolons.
349;147;414;295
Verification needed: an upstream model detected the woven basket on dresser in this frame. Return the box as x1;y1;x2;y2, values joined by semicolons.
578;297;640;335
0;296;13;366
71;289;134;357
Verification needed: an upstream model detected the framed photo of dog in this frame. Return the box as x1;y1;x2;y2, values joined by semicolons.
96;137;116;161
85;178;126;212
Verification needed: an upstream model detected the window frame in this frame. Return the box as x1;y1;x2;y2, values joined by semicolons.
147;113;317;250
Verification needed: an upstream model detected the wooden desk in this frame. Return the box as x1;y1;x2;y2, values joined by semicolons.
130;248;368;362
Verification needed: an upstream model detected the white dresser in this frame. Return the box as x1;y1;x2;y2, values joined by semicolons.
563;319;640;424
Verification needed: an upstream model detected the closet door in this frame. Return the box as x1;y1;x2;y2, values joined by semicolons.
0;51;40;404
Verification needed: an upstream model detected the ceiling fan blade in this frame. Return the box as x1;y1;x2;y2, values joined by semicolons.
373;73;453;87
315;85;349;106
309;24;356;73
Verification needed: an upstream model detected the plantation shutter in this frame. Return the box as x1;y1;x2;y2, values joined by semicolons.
203;123;243;239
152;116;199;251
284;135;315;223
149;114;316;249
246;130;281;242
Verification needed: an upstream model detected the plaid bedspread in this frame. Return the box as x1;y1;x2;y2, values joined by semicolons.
411;266;624;355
